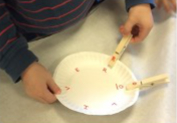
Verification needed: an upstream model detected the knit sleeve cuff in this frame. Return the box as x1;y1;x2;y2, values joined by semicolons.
125;0;156;12
5;48;38;82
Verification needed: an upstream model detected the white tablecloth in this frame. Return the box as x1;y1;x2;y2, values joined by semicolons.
0;0;176;123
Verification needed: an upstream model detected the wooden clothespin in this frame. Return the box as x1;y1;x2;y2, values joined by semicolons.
126;74;170;90
108;35;132;68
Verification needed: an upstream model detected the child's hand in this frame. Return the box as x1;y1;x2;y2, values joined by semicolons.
119;4;154;43
155;0;176;13
21;62;61;103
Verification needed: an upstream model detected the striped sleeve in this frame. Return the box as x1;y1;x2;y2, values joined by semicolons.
0;0;37;82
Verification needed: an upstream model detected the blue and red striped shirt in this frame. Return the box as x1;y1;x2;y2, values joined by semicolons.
0;0;155;82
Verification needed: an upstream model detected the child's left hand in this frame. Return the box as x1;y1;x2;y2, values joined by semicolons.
119;4;154;43
155;0;176;13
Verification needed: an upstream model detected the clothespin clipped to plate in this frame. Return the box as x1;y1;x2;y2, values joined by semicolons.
126;74;170;90
108;35;132;68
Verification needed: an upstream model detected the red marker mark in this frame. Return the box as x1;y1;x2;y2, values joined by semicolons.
75;68;79;72
103;68;107;73
132;82;137;85
115;84;124;90
119;85;124;89
111;56;116;61
116;84;119;90
112;103;117;106
65;86;70;90
84;105;88;110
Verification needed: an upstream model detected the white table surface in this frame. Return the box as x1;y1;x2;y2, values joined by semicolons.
0;0;176;123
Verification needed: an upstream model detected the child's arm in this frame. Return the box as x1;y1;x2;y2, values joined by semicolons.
155;0;176;13
0;1;60;103
119;0;155;42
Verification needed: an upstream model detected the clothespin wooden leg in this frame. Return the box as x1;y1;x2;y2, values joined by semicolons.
126;74;170;90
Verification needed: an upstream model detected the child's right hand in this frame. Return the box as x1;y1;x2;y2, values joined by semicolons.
21;62;61;103
119;4;153;43
155;0;176;13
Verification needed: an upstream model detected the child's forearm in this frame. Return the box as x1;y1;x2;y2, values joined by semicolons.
0;1;37;82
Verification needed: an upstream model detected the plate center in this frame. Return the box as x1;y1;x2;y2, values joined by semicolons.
65;64;120;106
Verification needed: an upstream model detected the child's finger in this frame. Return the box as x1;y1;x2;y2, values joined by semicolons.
131;37;140;43
38;97;48;104
123;19;137;36
29;94;48;103
119;26;124;34
47;79;61;95
170;0;176;12
133;24;152;42
42;88;57;103
131;25;139;37
27;92;48;103
163;0;171;12
155;0;162;9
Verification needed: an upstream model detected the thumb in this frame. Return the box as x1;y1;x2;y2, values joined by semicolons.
122;19;136;36
47;79;61;95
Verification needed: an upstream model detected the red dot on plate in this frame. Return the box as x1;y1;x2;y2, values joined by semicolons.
132;82;137;85
75;68;79;72
65;86;70;90
119;85;124;89
112;103;117;106
84;105;88;110
111;56;116;61
103;68;107;73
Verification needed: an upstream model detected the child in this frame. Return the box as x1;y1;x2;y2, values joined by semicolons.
0;0;155;103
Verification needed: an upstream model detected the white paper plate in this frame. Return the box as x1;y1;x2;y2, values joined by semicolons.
53;52;139;115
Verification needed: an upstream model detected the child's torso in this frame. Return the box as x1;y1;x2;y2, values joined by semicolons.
5;0;95;36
